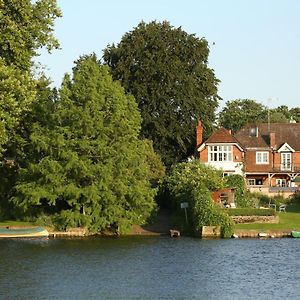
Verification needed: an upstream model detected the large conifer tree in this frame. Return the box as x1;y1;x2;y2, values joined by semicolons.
12;55;156;232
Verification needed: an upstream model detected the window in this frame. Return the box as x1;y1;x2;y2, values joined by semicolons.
247;178;263;186
281;153;292;171
208;145;232;162
276;179;286;187
247;179;256;186
256;152;269;164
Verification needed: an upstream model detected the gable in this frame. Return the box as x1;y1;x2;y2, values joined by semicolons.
197;127;243;152
277;142;295;152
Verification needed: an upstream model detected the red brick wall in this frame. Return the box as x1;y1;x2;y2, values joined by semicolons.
199;146;208;162
244;150;272;172
292;152;300;165
199;145;243;163
233;146;243;162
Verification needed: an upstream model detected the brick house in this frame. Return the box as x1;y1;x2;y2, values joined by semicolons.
196;121;300;197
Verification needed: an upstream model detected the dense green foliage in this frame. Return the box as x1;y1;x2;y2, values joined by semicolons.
219;99;300;132
104;21;220;167
0;0;61;156
11;55;157;233
218;99;266;132
165;161;233;237
225;208;275;216
0;0;61;71
0;58;36;155
224;174;257;208
0;0;61;217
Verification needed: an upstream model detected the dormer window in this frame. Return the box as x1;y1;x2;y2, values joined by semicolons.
208;145;232;162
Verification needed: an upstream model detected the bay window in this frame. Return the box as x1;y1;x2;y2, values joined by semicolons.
208;145;232;162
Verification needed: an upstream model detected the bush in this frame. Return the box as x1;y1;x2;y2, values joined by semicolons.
54;210;90;231
224;208;276;216
290;191;300;204
35;214;56;228
165;162;234;238
225;175;255;208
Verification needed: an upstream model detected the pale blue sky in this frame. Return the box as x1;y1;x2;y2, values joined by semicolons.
38;0;300;110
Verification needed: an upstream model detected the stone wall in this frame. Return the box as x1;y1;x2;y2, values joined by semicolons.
232;215;278;224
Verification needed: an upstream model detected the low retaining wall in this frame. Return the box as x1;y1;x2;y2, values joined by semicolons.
201;226;221;238
232;215;278;224
234;229;291;238
49;227;86;238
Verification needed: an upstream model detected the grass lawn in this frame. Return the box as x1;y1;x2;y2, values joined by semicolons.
0;220;35;227
235;203;300;231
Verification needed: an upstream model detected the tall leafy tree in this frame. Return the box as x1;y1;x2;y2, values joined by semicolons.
290;107;300;123
218;99;267;132
0;0;61;155
0;77;57;219
0;0;61;217
12;55;157;233
103;21;220;167
0;0;61;71
0;58;36;155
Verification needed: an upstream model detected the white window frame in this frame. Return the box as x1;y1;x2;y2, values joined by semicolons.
256;151;269;164
276;179;286;187
208;145;233;162
281;152;292;171
247;179;256;186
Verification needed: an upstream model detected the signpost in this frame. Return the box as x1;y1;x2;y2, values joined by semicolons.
180;202;189;224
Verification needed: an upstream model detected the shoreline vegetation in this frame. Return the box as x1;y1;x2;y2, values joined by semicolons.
1;203;300;238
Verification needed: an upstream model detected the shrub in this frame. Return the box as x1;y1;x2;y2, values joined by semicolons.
225;175;255;208
54;210;90;231
290;191;300;204
35;214;56;228
165;161;234;238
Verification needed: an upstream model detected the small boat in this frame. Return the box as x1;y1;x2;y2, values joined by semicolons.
258;232;268;238
0;227;49;238
291;231;300;238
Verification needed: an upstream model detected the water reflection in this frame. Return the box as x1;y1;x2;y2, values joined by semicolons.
0;237;300;299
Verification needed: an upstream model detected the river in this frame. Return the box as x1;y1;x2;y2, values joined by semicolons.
0;236;299;299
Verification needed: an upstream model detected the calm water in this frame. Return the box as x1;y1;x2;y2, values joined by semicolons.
0;236;300;299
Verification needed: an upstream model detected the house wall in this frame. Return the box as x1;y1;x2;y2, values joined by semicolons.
293;152;300;165
247;186;297;198
244;150;272;172
273;151;300;166
199;145;243;175
273;152;281;165
199;146;208;163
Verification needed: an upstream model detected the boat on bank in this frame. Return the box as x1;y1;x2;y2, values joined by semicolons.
0;227;49;238
291;231;300;238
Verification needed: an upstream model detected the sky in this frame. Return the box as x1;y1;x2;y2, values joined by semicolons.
38;0;300;110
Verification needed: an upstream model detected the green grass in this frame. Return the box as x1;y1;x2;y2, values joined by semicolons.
0;220;35;227
234;203;300;230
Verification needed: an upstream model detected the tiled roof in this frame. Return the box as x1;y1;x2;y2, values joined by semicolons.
235;123;300;150
206;128;240;144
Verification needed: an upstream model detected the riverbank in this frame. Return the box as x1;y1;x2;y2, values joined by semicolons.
1;206;300;238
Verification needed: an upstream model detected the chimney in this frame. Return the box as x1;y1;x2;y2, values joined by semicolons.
196;120;203;146
270;132;276;148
